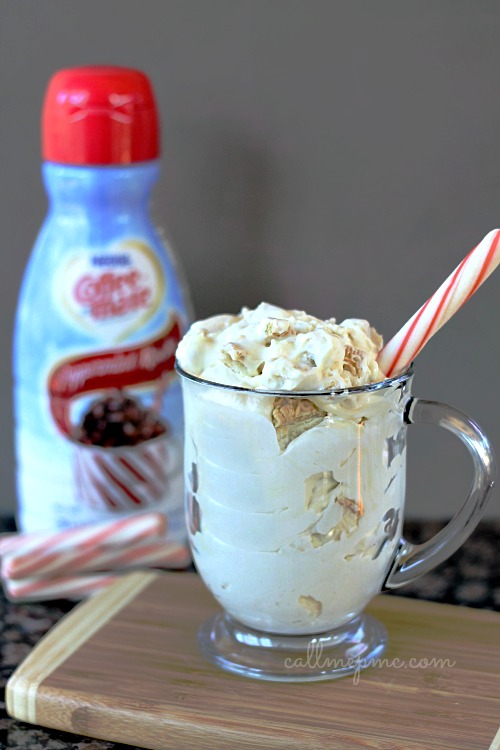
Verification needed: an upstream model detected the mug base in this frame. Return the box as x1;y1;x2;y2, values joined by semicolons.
198;611;387;682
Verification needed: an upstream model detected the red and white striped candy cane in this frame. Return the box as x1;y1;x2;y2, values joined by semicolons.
3;572;119;602
0;512;166;566
2;538;191;580
378;229;500;377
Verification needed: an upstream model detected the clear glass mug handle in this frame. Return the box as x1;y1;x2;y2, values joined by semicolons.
383;397;496;590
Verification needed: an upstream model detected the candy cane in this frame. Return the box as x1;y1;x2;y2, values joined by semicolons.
0;511;167;560
378;229;500;377
3;572;119;602
2;539;191;580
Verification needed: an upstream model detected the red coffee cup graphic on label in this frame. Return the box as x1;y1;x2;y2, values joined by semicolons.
48;320;181;514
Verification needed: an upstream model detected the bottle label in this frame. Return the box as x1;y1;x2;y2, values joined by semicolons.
15;235;188;538
54;239;164;340
48;321;180;513
48;321;180;434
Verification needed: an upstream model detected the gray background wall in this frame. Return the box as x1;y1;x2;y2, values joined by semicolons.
1;0;499;520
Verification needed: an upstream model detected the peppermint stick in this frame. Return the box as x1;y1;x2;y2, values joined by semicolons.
378;229;500;377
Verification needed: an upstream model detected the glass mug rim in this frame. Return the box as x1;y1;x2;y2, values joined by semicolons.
175;360;414;397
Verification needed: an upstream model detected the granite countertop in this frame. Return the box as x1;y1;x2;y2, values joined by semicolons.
0;519;499;750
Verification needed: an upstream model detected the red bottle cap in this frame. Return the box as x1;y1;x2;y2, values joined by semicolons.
42;66;160;165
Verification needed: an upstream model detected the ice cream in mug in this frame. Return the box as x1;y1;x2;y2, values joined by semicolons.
176;303;406;635
174;229;497;681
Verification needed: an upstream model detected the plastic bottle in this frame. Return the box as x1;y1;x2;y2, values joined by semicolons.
13;66;192;541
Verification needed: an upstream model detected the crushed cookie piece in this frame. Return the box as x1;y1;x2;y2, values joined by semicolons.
189;463;199;493
298;595;322;617
300;352;317;368
222;342;246;361
272;398;327;451
335;494;361;516
309;494;361;546
305;471;340;513
264;318;295;339
343;345;364;377
187;492;201;535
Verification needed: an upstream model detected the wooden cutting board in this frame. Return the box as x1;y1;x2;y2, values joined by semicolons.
6;571;500;750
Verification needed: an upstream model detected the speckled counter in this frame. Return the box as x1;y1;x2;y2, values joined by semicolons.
0;519;499;750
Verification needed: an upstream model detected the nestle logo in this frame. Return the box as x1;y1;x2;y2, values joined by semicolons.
91;254;131;267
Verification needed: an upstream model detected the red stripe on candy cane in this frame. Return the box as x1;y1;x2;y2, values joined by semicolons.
402;252;470;367
466;230;500;300
383;296;433;378
0;513;167;576
378;229;500;377
4;573;118;602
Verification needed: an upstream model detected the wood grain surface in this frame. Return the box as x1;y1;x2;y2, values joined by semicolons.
6;571;500;750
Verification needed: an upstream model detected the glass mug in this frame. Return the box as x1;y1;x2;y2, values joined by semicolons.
177;364;495;681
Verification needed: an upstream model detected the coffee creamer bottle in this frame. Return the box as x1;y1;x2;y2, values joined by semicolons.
14;66;192;541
